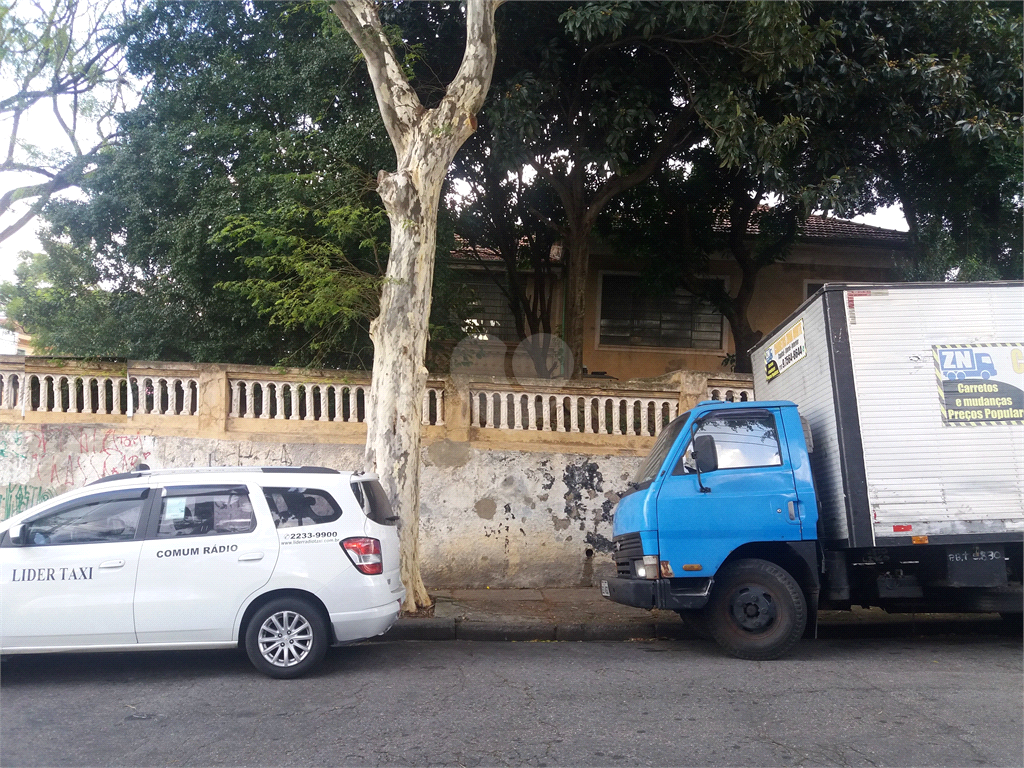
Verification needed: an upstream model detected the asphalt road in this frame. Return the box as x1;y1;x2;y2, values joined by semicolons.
1;626;1021;767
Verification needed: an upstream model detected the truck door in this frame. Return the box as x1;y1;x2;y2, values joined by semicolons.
655;407;801;577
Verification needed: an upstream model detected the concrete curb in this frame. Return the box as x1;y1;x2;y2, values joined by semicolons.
369;614;1017;644
371;618;698;643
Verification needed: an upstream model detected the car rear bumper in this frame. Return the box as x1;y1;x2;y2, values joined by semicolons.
329;596;404;644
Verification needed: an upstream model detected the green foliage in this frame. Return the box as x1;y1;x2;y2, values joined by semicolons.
215;203;386;367
2;1;470;369
792;1;1023;278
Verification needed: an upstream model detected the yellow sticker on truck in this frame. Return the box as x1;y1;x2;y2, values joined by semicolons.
764;319;806;382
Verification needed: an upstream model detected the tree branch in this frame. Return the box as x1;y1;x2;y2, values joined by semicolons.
329;0;424;157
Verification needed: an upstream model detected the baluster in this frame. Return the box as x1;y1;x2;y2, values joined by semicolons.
244;382;256;418
485;392;495;428
271;382;283;419
115;379;124;416
337;387;346;422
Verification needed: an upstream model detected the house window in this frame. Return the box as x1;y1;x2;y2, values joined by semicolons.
599;274;724;349
462;271;519;342
805;281;825;299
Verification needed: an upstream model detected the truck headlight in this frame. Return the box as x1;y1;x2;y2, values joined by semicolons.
634;555;659;580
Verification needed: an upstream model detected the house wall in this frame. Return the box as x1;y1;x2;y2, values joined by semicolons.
581;240;904;380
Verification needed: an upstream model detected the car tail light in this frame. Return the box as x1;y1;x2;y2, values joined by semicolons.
341;537;383;575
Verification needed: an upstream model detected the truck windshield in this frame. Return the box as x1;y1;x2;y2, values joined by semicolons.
631;412;689;486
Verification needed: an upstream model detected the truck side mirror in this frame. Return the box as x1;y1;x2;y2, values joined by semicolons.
693;434;719;473
8;523;25;546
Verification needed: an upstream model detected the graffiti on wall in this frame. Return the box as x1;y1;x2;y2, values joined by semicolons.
1;484;57;520
0;425;154;518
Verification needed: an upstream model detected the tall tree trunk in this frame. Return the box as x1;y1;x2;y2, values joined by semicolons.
562;229;590;379
332;0;501;610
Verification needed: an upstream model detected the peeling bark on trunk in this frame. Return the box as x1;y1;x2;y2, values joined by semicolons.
332;0;501;610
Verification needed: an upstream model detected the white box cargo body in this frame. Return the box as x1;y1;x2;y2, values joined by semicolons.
751;282;1024;549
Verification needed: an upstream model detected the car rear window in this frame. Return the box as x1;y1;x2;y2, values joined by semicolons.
263;487;343;528
350;479;399;526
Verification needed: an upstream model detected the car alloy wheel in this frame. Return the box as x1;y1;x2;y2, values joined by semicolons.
257;609;314;668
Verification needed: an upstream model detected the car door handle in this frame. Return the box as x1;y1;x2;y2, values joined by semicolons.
99;560;125;569
788;501;797;521
238;552;265;562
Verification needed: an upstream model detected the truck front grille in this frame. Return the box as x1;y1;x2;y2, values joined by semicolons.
613;532;644;577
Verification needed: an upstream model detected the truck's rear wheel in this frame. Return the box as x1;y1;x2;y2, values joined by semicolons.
706;558;806;660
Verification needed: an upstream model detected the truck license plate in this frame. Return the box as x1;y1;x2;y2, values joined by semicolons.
600;580;610;597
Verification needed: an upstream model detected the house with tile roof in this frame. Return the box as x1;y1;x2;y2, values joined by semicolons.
446;215;910;380
0;316;32;356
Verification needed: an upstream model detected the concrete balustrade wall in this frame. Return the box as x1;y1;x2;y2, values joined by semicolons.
0;356;754;587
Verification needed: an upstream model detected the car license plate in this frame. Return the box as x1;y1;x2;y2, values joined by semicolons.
600;580;610;597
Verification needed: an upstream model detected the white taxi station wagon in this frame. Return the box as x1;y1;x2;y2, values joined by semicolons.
0;466;405;678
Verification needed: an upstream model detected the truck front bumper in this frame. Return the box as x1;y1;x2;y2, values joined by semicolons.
601;576;713;611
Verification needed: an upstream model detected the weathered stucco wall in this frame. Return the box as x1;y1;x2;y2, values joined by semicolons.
0;423;640;588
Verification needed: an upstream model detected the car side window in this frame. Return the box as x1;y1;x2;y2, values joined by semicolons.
675;411;783;474
263;487;342;528
23;494;146;546
156;486;256;538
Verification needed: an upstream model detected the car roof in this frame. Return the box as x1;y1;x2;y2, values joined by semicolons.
87;465;355;487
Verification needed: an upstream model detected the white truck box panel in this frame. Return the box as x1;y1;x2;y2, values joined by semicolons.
844;285;1024;540
755;283;1023;546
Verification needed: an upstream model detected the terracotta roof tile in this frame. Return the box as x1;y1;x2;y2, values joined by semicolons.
800;215;909;244
451;214;908;263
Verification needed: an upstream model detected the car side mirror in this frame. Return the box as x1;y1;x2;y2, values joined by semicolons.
8;523;26;546
693;434;719;474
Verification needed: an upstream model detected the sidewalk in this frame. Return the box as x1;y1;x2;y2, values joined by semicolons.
374;588;1012;643
383;588;688;642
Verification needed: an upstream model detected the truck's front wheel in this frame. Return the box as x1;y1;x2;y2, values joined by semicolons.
706;558;806;660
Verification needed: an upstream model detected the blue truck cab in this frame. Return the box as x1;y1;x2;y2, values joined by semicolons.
601;399;821;660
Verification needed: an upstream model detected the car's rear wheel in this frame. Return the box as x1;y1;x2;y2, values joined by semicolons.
245;598;328;679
